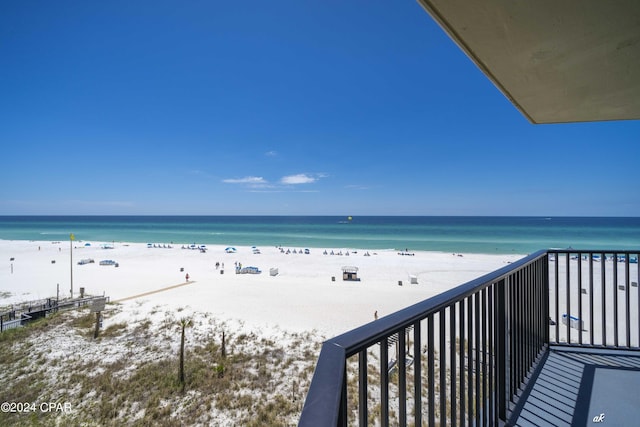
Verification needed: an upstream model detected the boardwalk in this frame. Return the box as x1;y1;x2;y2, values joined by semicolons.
1;295;110;332
113;281;194;303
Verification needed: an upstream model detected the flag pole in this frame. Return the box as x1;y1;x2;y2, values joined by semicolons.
70;233;75;298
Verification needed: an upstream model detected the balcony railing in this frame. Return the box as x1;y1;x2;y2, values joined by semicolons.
299;249;639;426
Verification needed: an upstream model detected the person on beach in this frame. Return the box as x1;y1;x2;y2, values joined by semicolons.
185;273;190;282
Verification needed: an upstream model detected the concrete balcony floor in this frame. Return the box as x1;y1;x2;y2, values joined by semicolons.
509;346;640;426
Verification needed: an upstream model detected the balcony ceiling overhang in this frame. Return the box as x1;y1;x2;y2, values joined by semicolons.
417;0;640;124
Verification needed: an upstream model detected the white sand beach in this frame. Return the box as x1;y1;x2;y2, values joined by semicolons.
4;240;638;425
1;239;524;337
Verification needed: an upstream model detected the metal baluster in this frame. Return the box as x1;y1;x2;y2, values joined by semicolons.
459;300;466;427
566;252;571;344
399;329;407;426
450;303;457;427
380;337;389;427
601;252;606;346
467;296;473;427
440;309;446;427
554;253;560;343
488;283;495;426
496;278;507;423
625;255;631;348
474;293;481;427
614;253;619;347
589;252;594;345
359;350;367;427
578;252;583;345
414;321;422;427
428;315;435;426
481;288;487;427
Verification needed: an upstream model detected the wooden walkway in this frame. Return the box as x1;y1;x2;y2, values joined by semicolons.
1;295;110;332
113;281;194;303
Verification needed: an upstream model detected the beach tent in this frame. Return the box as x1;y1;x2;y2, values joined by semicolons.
225;247;237;253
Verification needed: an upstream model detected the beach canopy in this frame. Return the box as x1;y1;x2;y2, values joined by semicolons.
225;247;237;253
341;266;360;281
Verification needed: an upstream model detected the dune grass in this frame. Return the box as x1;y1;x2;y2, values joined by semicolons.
0;306;322;426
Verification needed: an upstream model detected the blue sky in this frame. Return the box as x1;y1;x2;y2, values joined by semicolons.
1;1;638;216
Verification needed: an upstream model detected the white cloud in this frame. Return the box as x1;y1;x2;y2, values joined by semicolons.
280;173;325;185
264;150;278;157
223;176;268;185
224;173;325;189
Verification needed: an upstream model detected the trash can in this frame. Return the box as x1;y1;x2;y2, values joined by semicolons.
331;276;335;282
180;267;184;272
220;270;224;274
80;287;85;298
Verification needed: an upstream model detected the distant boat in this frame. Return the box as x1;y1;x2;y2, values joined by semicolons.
338;216;353;224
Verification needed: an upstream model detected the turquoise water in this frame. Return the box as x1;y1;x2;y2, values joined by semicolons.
0;216;638;255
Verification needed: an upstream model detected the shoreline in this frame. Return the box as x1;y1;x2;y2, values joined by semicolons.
1;239;526;337
0;237;532;256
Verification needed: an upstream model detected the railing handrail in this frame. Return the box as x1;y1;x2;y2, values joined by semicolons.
299;248;640;426
300;249;548;425
331;249;547;356
546;249;639;254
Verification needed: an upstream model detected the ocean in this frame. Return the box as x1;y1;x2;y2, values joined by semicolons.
0;216;638;255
